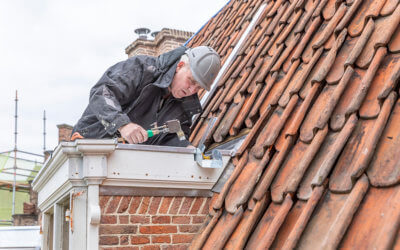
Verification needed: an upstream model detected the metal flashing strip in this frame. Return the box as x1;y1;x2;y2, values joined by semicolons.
199;2;268;109
99;185;213;197
116;143;233;156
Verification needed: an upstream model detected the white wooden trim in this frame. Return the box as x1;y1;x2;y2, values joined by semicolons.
32;139;232;250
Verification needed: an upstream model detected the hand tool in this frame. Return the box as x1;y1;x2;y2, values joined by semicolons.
117;119;185;144
147;119;185;141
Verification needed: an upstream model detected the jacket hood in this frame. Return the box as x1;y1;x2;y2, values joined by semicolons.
153;46;187;89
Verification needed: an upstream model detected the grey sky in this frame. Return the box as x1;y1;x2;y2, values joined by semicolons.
0;0;228;160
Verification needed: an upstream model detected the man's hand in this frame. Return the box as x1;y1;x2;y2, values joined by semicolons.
118;123;148;144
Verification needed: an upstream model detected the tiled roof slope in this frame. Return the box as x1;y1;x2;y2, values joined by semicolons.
187;0;400;249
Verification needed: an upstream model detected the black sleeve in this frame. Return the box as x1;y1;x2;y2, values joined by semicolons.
88;56;155;135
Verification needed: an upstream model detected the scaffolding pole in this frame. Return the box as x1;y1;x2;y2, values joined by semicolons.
43;110;46;152
12;90;18;216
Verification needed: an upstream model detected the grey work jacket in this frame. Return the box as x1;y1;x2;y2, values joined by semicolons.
72;46;202;147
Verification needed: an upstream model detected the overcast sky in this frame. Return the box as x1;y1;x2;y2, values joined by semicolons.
0;0;228;160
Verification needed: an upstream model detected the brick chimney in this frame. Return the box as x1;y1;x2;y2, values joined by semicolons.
125;28;194;57
57;124;73;143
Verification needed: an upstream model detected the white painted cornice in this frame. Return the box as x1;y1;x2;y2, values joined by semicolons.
33;139;232;211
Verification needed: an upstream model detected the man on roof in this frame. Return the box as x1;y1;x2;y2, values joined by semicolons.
71;46;221;147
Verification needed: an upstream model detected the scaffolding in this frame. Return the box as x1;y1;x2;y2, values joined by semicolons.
0;91;45;226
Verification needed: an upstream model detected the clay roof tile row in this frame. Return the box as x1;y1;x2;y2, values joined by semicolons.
187;0;400;248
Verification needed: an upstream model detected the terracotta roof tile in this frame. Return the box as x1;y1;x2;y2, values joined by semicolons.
255;62;299;118
313;0;329;18
322;0;341;20
325;36;357;84
246;194;293;249
190;210;222;249
300;67;354;143
294;0;320;34
273;185;325;249
237;104;273;155
302;22;328;63
284;83;320;136
313;3;347;49
297;175;369;250
367;99;400;187
312;29;347;83
280;47;323;107
245;72;278;127
348;0;386;37
251;136;293;201
381;0;400;15
271;126;328;203
267;0;286;18
335;0;363;32
230;84;262;135
251;95;298;158
186;1;400;248
339;185;400;249
388;24;400;52
393;226;400;249
224;194;270;249
359;53;400;118
213;94;245;142
280;0;300;24
272;33;301;72
202;207;243;249
212;151;248;210
356;4;400;68
266;2;289;36
224;151;271;214
292;16;322;61
298;114;358;200
344;18;375;67
330;91;397;192
331;47;387;130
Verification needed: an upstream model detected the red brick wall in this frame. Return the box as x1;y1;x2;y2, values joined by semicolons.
99;195;210;249
57;124;73;142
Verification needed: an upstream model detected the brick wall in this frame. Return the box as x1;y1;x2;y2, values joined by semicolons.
99;195;210;249
126;28;193;57
57;123;73;142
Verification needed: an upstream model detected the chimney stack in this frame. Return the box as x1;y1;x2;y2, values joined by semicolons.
135;27;151;40
56;124;73;143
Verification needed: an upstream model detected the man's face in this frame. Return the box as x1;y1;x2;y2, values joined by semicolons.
169;61;203;99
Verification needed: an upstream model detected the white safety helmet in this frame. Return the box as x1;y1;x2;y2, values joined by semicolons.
185;46;221;91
